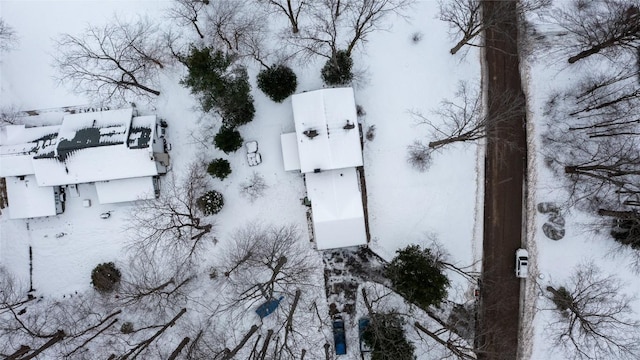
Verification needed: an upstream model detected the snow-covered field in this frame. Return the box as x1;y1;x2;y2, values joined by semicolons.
5;0;638;359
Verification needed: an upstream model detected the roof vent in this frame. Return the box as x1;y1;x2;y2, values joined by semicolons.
303;129;319;139
343;120;355;130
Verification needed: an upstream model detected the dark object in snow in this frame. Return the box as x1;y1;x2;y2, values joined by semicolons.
303;129;319;139
207;158;232;180
358;317;372;353
537;202;560;214
321;50;353;86
386;245;449;308
543;223;565;241
100;212;111;219
333;316;347;355
537;202;566;240
343;120;355;130
91;262;121;293
197;190;224;215
256;296;284;319
120;322;134;334
181;47;255;127
214;126;243;154
257;64;297;103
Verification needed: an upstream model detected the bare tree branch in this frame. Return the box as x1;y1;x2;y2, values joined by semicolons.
127;161;216;264
53;16;169;105
0;18;18;52
542;262;640;360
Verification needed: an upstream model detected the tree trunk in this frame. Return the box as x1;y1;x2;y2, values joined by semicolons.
598;208;639;219
259;329;274;360
192;21;205;39
568;45;603;64
429;133;477;149
121;81;161;96
414;322;476;360
18;330;65;360
223;325;259;359
287;0;299;34
167;337;191;360
450;39;468;55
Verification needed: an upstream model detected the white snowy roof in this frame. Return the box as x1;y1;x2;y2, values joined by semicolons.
0;154;35;176
95;177;156;204
280;132;301;171
291;88;362;173
5;175;57;219
305;168;367;250
32;145;159;186
0;124;60;147
0;124;60;177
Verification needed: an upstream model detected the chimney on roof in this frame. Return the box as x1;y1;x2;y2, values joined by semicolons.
303;129;319;139
343;120;355;130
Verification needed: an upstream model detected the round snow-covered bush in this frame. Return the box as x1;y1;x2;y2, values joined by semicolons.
91;262;121;293
257;65;298;102
214;126;243;154
198;190;225;215
207;158;232;180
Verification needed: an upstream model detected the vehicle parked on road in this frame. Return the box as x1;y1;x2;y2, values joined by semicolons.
515;248;529;278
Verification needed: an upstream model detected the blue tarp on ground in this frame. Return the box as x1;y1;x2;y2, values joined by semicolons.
256;296;283;319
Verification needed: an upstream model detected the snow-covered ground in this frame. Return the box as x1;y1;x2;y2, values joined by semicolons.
523;9;640;360
9;0;640;359
1;1;480;285
3;0;593;359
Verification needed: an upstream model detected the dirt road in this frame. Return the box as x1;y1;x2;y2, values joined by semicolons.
477;1;528;359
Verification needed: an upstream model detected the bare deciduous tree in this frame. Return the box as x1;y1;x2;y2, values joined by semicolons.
256;0;307;34
292;0;414;61
406;140;433;172
542;262;640;360
0;106;24;126
438;0;550;55
544;76;640;214
222;224;317;307
412;81;525;151
203;1;269;63
547;0;640;64
119;252;194;317
0;18;18;52
128;162;216;263
168;0;210;39
53;16;169;104
239;172;268;202
0;287;124;360
437;0;484;55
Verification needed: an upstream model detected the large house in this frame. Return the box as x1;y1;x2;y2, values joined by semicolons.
280;87;368;250
0;108;169;219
